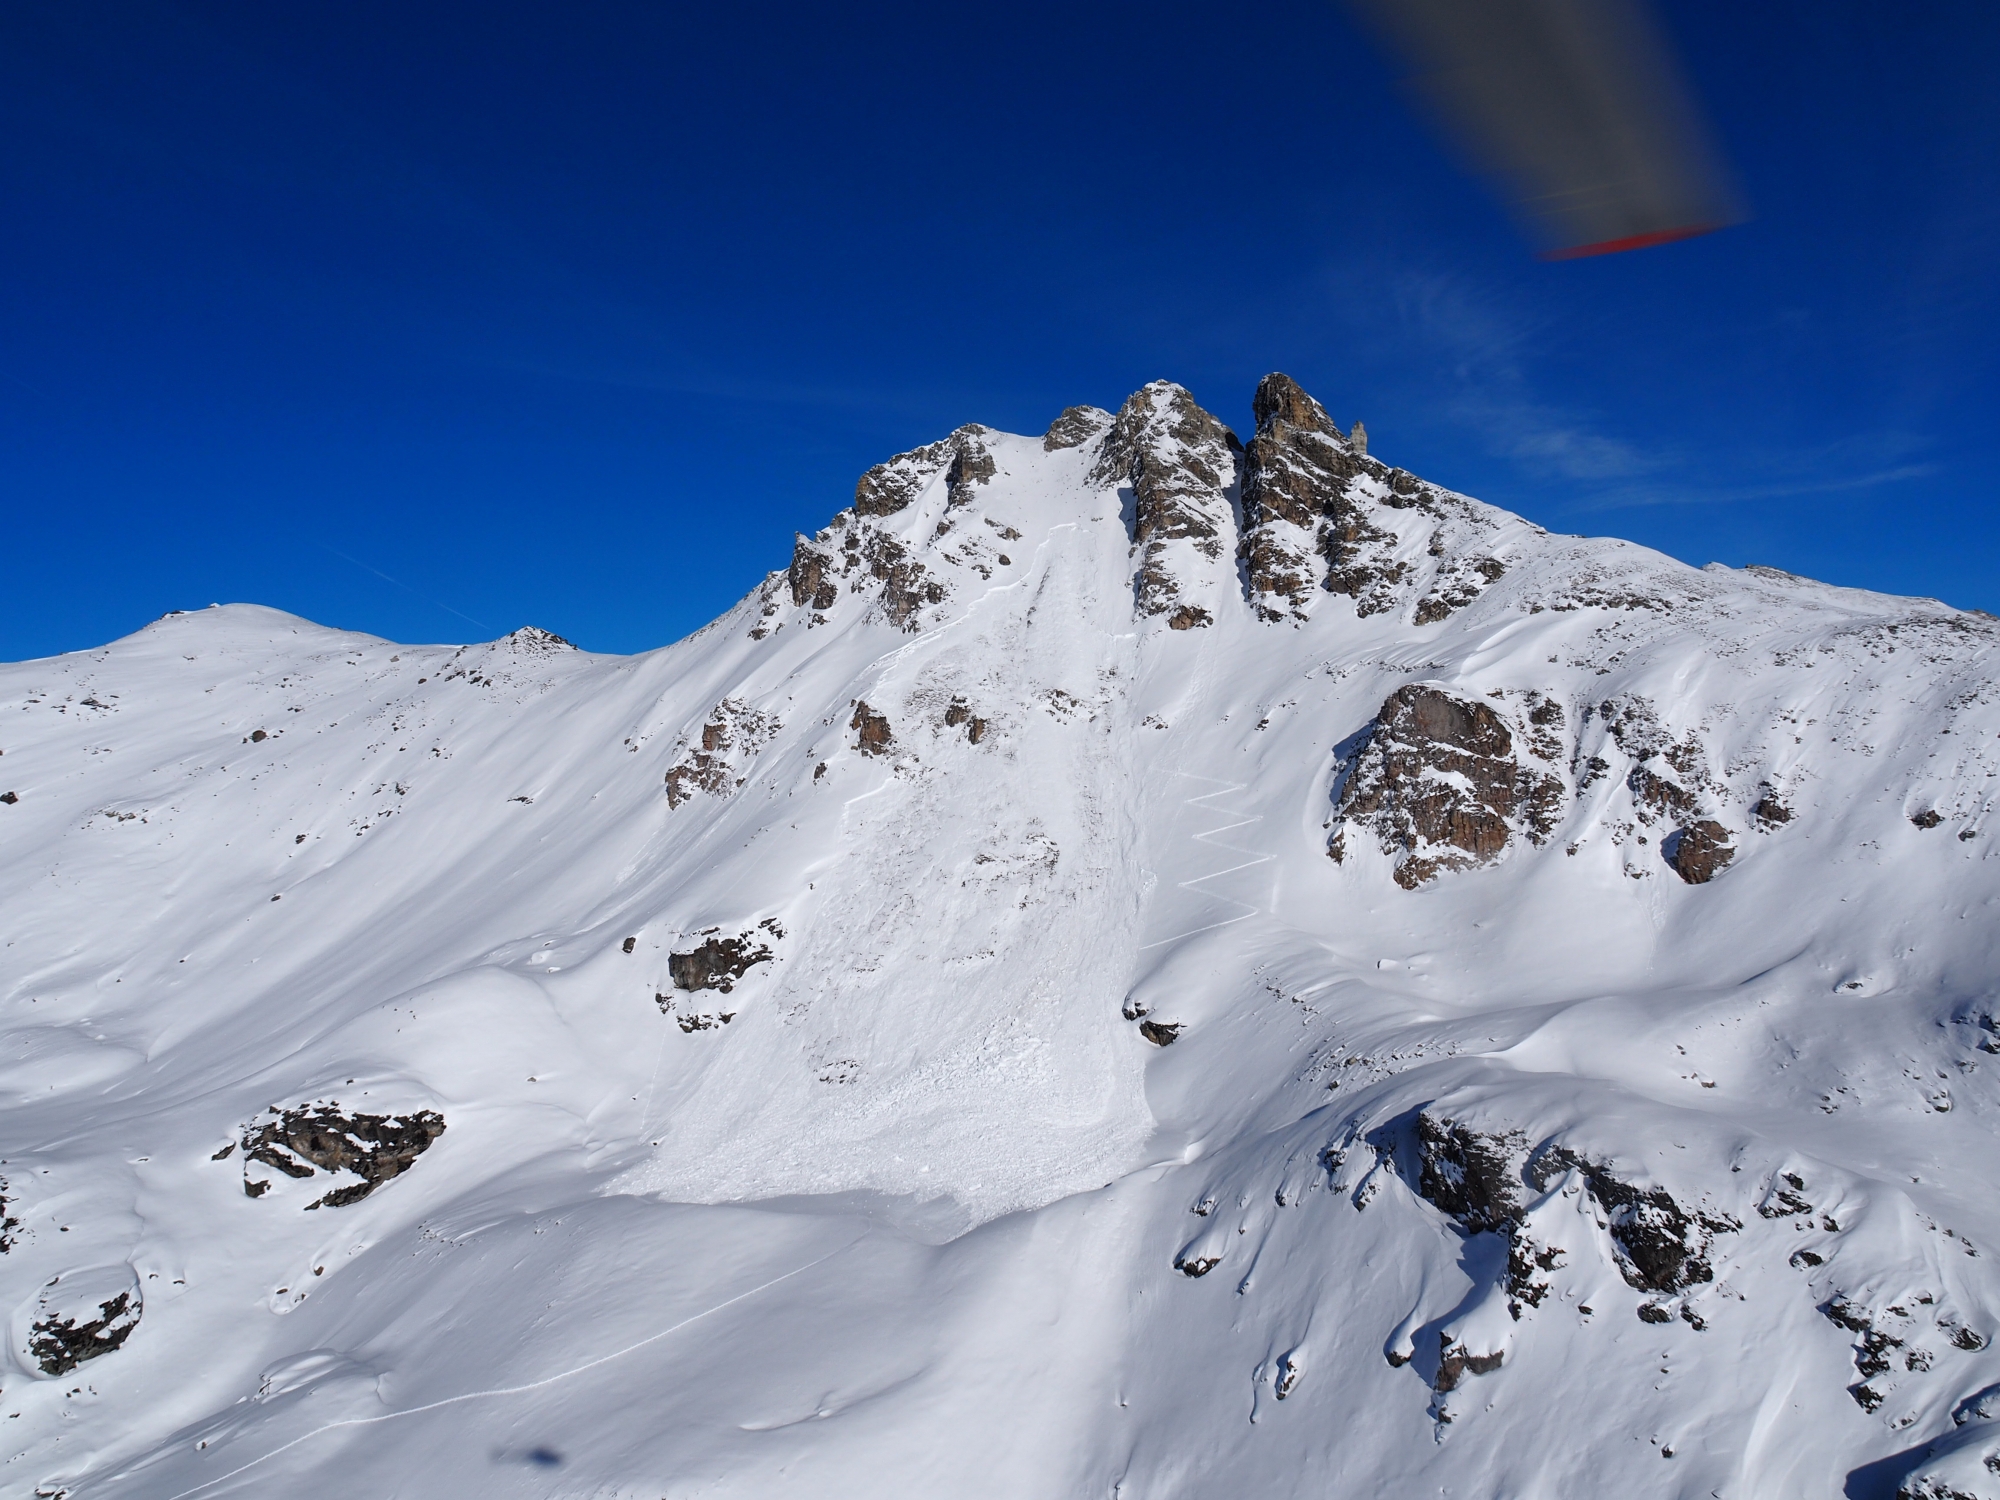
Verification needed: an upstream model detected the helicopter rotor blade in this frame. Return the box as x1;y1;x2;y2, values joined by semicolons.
1349;0;1746;258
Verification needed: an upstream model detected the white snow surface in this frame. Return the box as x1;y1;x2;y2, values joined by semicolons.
4;383;2000;1497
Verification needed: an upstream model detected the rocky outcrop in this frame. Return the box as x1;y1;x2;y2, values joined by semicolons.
1413;556;1507;624
1090;382;1240;623
850;700;893;755
1533;1146;1739;1294
788;538;839;611
239;1102;447;1209
1590;696;1740;881
1403;1110;1737;1321
1416;1113;1527;1232
664;699;779;808
945;436;996;506
854;428;986;516
663;921;782;1032
1239;374;1358;621
1042;405;1113;452
1235;372;1499;624
27;1271;141;1376
1433;1334;1502;1392
1668;820;1735;883
502;625;575;654
668;920;780;994
1328;686;1567;887
942;698;987;743
831;520;948;631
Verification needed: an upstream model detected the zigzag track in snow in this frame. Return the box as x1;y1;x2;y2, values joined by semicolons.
1136;772;1274;952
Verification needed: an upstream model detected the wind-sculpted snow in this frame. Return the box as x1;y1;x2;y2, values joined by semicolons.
4;377;2000;1497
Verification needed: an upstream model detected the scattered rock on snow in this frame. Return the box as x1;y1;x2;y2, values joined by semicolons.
24;1267;141;1375
239;1102;447;1209
664;699;779;808
0;1174;18;1252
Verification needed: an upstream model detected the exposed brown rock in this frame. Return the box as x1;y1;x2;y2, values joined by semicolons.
1629;764;1697;821
943;699;988;742
1166;605;1212;630
1416;1113;1527;1232
664;699;778;807
29;1290;140;1375
788;538;839;610
1401;1113;1738;1325
1599;697;1716;828
1434;1334;1502;1392
1530;1146;1738;1293
1215;384;1451;621
668;930;773;994
1912;808;1944;829
1091;382;1240;618
1139;1020;1183;1046
240;1102;447;1209
1413;557;1507;625
945;438;996;506
1668;820;1735;884
853;432;967;516
1242;373;1351;530
1238;373;1359;621
836;524;947;630
1331;686;1555;887
851;700;893;755
1752;791;1793;827
1043;405;1114;451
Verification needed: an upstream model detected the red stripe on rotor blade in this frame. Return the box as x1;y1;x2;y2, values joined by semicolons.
1542;224;1722;260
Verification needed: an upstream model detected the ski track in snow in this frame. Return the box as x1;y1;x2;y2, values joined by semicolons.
145;1243;858;1500
1137;773;1274;951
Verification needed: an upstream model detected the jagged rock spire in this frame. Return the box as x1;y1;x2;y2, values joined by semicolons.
1239;373;1363;621
1090;382;1241;627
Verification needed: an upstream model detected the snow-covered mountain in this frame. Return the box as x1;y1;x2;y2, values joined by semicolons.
5;374;2000;1499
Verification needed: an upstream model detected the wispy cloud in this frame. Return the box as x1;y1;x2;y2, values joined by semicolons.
1376;267;1676;483
1329;261;1936;509
1572;462;1939;511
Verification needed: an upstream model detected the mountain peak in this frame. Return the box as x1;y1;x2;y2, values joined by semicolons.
5;373;1998;1499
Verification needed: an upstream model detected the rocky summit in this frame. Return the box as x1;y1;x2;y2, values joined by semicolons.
3;375;2000;1498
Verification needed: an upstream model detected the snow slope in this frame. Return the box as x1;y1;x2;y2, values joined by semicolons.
4;375;2000;1498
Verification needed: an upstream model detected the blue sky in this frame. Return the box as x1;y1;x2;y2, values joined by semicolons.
3;1;1996;659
